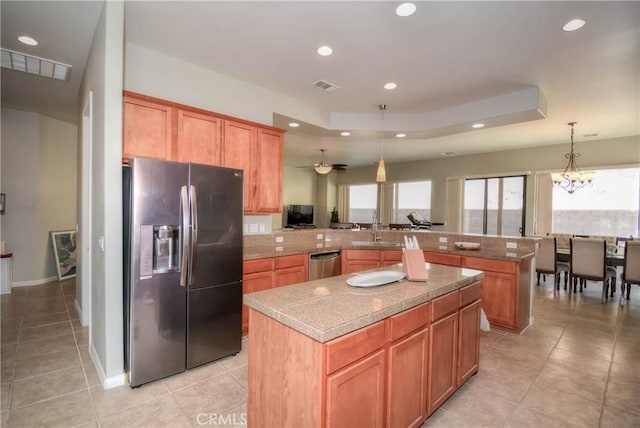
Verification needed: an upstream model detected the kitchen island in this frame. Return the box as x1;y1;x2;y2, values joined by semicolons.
244;263;484;428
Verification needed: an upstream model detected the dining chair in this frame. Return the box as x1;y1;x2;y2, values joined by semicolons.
621;240;640;301
388;223;412;230
548;233;572;250
569;238;617;302
536;237;569;290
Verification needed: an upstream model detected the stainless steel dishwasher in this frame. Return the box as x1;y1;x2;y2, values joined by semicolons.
309;250;341;280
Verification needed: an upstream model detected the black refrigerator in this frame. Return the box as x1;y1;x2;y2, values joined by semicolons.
123;157;243;387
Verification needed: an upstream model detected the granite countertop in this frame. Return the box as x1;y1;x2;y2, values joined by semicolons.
243;242;534;262
244;263;484;343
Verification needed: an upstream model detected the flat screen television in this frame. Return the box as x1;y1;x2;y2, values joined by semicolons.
287;204;314;226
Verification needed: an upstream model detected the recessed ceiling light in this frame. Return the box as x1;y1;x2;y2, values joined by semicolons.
384;82;397;90
562;18;586;32
395;2;417;17
288;122;300;128
18;35;38;46
317;46;333;56
340;131;351;136
395;133;406;138
472;123;485;128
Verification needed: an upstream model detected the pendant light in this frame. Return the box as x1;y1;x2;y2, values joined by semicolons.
550;122;595;194
314;149;332;175
376;104;387;183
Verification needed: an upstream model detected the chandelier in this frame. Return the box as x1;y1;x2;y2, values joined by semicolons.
550;122;595;194
314;149;332;175
376;104;387;182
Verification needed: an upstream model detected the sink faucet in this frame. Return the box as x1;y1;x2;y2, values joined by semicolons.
372;211;382;242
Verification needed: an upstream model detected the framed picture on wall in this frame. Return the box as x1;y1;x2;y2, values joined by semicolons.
51;230;77;280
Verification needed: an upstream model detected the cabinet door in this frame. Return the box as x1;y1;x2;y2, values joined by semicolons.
345;260;380;274
241;270;273;333
428;311;458;415
326;350;385;428
480;271;516;328
388;329;428;428
381;250;402;267
176;110;222;165
223;120;256;212
458;300;481;385
274;265;307;287
123;96;173;162
254;128;283;213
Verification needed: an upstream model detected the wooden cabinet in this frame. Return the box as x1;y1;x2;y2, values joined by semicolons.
428;291;461;415
462;257;518;331
388;328;429;428
176;109;222;165
123;92;284;214
274;254;308;287
424;251;462;267
381;250;402;267
223;120;256;212
326;350;385;428
343;249;381;273
458;299;481;385
254;128;283;213
123;94;174;162
242;258;274;333
223;121;284;213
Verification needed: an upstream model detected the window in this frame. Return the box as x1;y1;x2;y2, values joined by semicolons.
464;176;526;236
344;180;432;224
552;167;639;237
348;184;377;223
395;181;432;223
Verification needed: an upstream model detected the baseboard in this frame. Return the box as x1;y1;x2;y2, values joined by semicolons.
89;342;126;389
73;300;87;326
12;276;58;287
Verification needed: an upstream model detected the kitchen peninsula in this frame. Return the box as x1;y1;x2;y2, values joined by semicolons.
244;262;484;427
243;229;536;335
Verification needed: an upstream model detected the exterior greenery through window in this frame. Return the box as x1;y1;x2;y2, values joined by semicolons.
347;181;432;224
552;167;639;237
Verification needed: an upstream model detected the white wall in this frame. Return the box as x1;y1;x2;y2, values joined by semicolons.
78;0;124;384
0;109;77;284
338;135;640;235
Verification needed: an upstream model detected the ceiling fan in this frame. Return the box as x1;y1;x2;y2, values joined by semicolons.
313;149;348;174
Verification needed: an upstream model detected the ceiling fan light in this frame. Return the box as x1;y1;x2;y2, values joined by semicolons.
314;164;332;175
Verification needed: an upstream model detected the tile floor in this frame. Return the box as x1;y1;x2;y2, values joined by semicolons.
1;276;638;427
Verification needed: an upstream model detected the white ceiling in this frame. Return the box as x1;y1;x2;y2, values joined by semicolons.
2;1;639;168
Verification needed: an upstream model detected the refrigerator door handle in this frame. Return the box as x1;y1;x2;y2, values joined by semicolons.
180;185;189;287
188;185;198;285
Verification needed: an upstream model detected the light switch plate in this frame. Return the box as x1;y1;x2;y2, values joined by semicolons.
439;245;447;250
506;242;517;249
317;243;324;248
275;236;284;243
439;237;448;243
317;234;323;240
275;246;283;252
506;252;517;257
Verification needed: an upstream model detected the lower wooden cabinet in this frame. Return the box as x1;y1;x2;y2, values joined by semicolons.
326;350;385;428
428;311;458;414
242;259;274;333
387;329;429;428
458;300;481;385
274;254;308;287
343;249;381;273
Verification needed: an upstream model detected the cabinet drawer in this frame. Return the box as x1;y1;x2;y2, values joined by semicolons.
389;302;431;342
243;258;274;275
326;321;385;374
424;252;462;267
381;250;402;262
462;257;516;274
346;250;380;261
431;291;460;321
460;282;481;307
274;254;306;270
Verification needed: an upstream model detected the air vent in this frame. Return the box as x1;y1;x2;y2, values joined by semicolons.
1;48;71;81
311;79;340;92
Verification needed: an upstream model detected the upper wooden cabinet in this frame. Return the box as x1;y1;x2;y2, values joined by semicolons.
122;91;285;213
123;94;174;162
176;110;222;165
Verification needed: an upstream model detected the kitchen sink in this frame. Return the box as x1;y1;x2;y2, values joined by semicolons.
351;241;402;247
